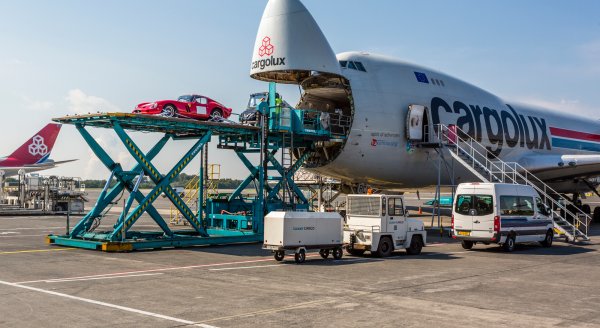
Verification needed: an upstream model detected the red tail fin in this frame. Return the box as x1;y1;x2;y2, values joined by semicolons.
6;124;62;165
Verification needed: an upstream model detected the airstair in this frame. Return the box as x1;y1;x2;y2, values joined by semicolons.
435;124;590;242
170;164;220;225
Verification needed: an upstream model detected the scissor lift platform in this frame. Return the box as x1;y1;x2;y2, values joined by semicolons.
47;87;335;251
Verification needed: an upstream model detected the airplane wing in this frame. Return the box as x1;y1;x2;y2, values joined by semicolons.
518;154;600;181
50;159;79;165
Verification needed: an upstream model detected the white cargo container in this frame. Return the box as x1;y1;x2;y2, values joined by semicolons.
263;211;344;263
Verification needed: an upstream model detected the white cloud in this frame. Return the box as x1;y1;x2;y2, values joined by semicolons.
65;89;120;114
83;133;134;179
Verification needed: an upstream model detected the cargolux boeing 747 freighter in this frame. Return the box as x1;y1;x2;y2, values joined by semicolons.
250;0;600;201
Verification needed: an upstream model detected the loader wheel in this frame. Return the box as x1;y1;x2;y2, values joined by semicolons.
332;247;343;260
374;237;393;257
274;251;285;261
319;249;329;259
406;235;423;255
294;249;306;264
163;105;176;117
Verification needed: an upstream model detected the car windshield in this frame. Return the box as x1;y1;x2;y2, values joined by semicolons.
247;93;268;110
177;95;193;102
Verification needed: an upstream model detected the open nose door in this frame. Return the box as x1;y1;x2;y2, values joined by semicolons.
406;104;430;142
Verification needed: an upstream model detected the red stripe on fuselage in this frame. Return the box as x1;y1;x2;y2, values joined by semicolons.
550;127;600;142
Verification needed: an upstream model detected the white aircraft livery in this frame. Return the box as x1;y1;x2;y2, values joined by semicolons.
250;0;600;196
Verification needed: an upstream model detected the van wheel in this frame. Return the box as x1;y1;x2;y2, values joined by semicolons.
274;251;285;261
374;237;393;257
503;235;516;252
406;235;423;255
319;249;330;259
294;249;306;264
540;229;553;247
461;240;474;250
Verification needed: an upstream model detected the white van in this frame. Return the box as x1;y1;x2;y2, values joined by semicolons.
452;183;554;252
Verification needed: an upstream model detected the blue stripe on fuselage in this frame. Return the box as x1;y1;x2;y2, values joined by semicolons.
551;137;600;152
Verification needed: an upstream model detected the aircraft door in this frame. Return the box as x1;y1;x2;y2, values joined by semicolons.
406;105;428;142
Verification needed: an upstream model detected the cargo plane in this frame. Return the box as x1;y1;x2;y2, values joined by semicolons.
250;0;600;209
0;123;76;177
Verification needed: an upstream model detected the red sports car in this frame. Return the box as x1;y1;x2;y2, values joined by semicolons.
133;94;232;120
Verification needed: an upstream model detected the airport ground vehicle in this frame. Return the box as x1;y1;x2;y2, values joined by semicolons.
452;183;555;252
263;211;344;264
133;94;232;120
239;92;293;125
344;194;426;257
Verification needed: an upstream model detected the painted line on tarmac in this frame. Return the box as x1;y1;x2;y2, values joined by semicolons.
0;279;217;328
13;253;325;284
0;234;53;238
30;273;165;284
209;264;283;271
197;298;336;325
0;248;75;255
0;226;64;231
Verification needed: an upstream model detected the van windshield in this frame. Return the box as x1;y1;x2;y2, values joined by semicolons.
455;194;493;216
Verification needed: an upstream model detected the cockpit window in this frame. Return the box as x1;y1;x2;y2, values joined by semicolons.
354;61;366;72
340;60;366;72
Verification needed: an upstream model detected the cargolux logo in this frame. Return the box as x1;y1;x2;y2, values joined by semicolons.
28;135;48;156
258;36;274;57
252;36;286;70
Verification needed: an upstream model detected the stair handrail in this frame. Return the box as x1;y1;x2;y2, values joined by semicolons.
435;124;589;239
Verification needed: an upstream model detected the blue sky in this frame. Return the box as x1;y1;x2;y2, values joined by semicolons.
1;0;599;179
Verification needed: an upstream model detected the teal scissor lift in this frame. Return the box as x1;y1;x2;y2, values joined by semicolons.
47;83;337;251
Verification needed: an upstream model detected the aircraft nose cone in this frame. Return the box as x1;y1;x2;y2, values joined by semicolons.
250;0;342;84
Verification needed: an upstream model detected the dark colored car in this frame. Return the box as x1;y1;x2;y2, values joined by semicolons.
239;92;292;125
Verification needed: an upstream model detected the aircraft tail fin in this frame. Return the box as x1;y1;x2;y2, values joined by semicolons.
7;123;62;165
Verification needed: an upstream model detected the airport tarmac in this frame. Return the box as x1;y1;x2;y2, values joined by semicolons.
1;202;599;327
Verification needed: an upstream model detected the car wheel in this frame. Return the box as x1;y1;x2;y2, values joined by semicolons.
319;249;329;259
540;229;553;247
461;240;474;250
374;237;393;257
210;109;223;119
503;234;516;252
163;105;176;117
